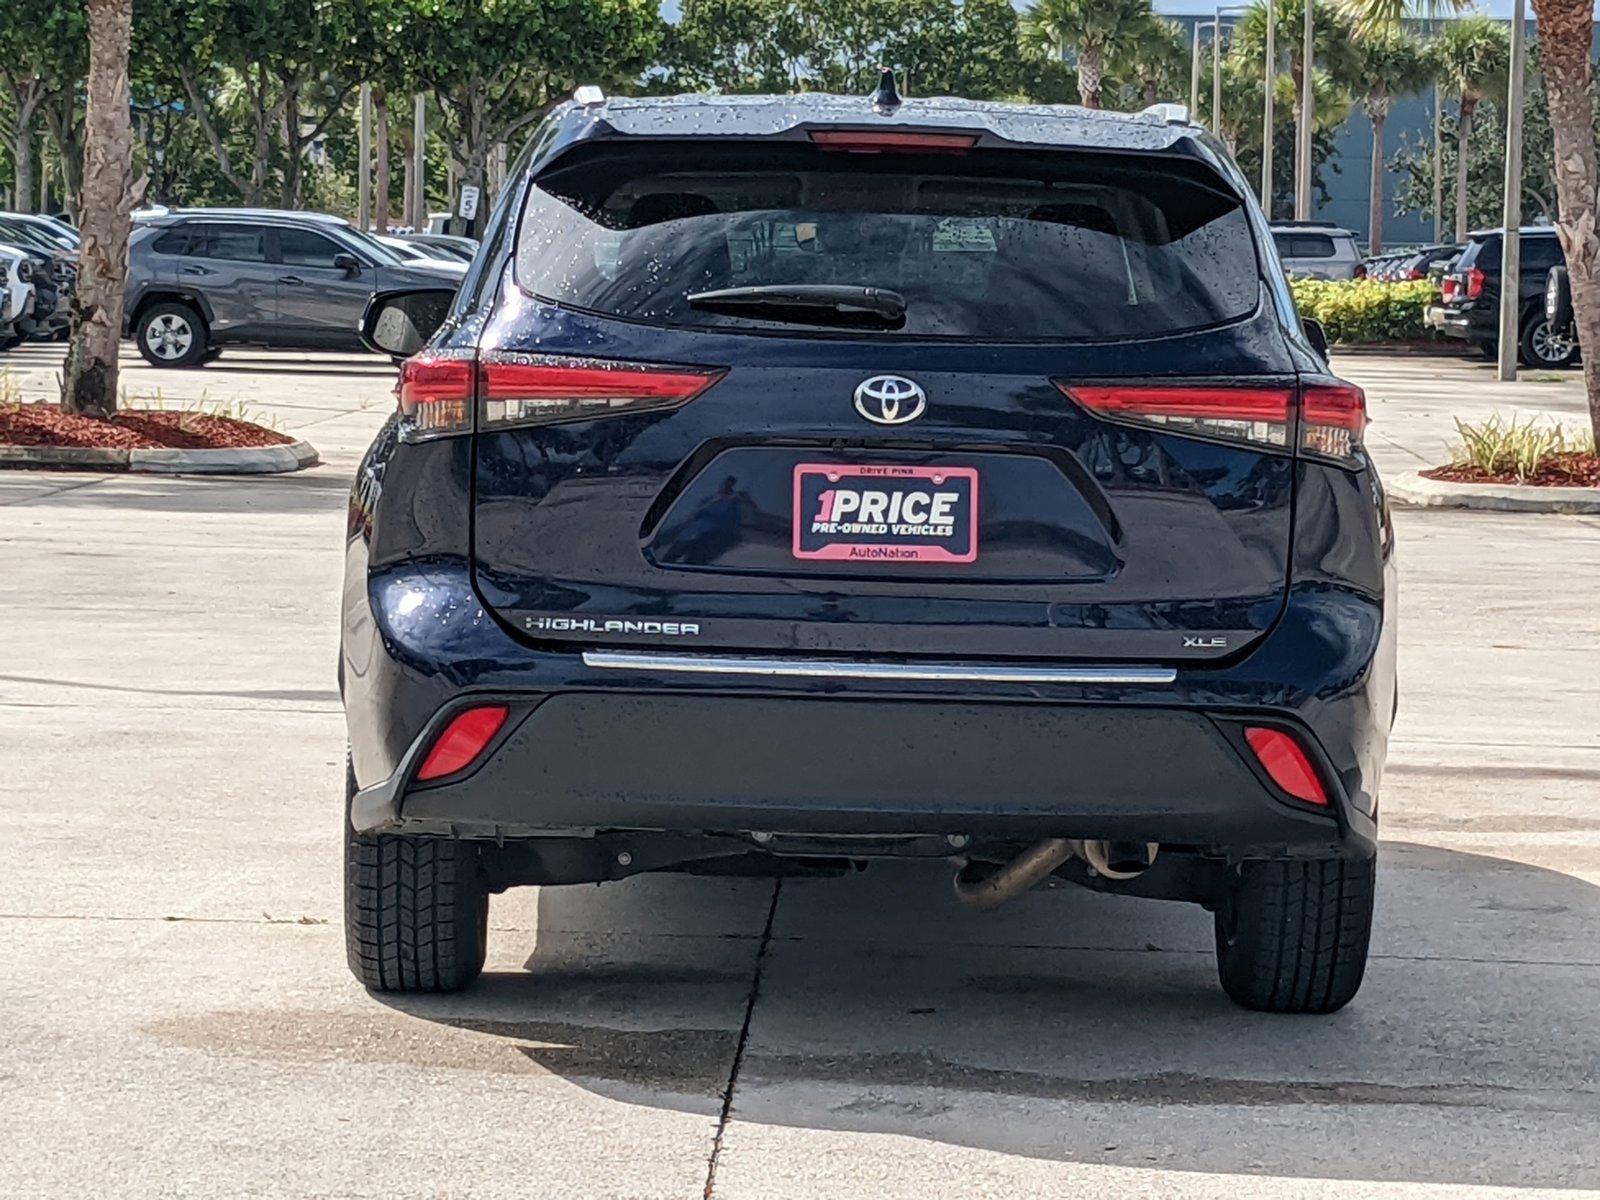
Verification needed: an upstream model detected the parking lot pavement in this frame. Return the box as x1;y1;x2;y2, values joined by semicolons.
2;348;1599;1197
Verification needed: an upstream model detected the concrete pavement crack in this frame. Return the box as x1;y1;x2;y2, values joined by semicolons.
703;878;781;1199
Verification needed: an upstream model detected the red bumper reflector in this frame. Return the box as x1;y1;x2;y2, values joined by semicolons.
1244;727;1329;806
416;705;509;781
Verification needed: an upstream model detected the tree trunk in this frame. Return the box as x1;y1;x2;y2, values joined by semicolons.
1078;45;1105;109
1367;102;1388;255
1453;98;1475;244
62;0;134;419
44;93;85;220
401;156;416;230
374;89;391;234
1532;0;1600;443
10;123;33;214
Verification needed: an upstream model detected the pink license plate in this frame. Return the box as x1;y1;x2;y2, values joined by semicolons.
792;463;979;563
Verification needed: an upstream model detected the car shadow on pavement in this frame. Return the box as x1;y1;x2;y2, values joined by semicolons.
379;842;1600;1190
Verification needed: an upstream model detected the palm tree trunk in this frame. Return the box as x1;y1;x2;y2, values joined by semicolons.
1079;45;1105;109
1453;98;1475;243
1367;105;1387;255
61;0;134;418
1532;0;1600;443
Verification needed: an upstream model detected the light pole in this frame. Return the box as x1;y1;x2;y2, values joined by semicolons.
1294;0;1314;219
1497;0;1527;382
1262;0;1276;213
1190;21;1209;116
1214;8;1225;137
357;83;372;230
1432;83;1444;243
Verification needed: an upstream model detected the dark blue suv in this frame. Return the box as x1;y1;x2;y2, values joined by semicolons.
341;82;1396;1013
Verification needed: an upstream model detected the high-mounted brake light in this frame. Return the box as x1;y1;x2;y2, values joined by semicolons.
416;704;509;782
1057;379;1366;467
479;355;724;430
810;130;979;153
1244;726;1329;806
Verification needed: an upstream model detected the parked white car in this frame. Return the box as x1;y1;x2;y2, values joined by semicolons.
0;244;38;348
1269;222;1366;280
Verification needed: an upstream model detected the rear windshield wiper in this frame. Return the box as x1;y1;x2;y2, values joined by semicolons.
686;284;907;330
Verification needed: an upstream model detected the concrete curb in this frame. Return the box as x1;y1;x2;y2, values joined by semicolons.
1389;470;1600;514
0;439;319;475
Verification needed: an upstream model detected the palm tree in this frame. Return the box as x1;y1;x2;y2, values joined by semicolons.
61;0;134;417
1116;17;1189;108
1020;0;1157;109
1434;16;1508;243
1531;0;1600;443
1355;30;1433;254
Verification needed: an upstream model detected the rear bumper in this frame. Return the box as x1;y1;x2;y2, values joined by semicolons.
1431;303;1489;343
351;685;1369;856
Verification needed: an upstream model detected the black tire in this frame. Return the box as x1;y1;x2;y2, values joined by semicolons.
135;300;209;368
344;767;489;993
1519;314;1579;369
1214;855;1375;1014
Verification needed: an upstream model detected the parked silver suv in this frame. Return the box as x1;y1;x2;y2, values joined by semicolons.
1270;222;1365;281
125;208;467;367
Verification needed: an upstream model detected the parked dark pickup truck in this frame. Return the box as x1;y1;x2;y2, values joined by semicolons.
1425;227;1577;368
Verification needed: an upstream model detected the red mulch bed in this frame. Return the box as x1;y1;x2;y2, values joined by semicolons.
1422;453;1600;488
0;402;292;450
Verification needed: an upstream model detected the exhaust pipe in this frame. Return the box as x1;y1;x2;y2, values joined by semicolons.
952;838;1159;909
1079;839;1159;881
952;837;1075;910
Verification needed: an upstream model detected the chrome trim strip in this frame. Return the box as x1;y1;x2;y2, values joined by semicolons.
581;650;1177;686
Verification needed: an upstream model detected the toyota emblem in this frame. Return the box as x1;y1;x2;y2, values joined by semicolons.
853;375;927;425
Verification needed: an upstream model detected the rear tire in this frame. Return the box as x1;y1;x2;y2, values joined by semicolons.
1214;855;1375;1014
135;301;209;368
1519;315;1579;369
344;767;488;993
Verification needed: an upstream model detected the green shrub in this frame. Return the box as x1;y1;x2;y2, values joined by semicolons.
1289;278;1439;345
1450;413;1595;480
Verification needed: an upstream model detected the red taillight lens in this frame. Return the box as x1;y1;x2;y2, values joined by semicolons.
396;351;474;441
1467;267;1485;299
479;354;724;430
1300;381;1367;464
1244;726;1329;806
416;704;509;782
1441;277;1459;301
1058;383;1294;451
1354;264;1367;280
1408;267;1424;280
1058;379;1365;467
810;130;978;153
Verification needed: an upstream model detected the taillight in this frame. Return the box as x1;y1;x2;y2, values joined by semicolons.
1408;267;1424;280
1354;264;1367;280
1060;383;1293;451
1441;277;1459;301
1244;726;1329;806
394;352;723;441
1467;267;1485;299
1057;379;1366;467
810;130;978;153
416;704;509;782
480;354;724;430
396;351;474;442
1299;380;1367;465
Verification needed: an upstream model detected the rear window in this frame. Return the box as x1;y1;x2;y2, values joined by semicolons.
513;142;1261;341
1273;233;1339;259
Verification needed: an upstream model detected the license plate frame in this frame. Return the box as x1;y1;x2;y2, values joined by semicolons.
791;463;979;564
